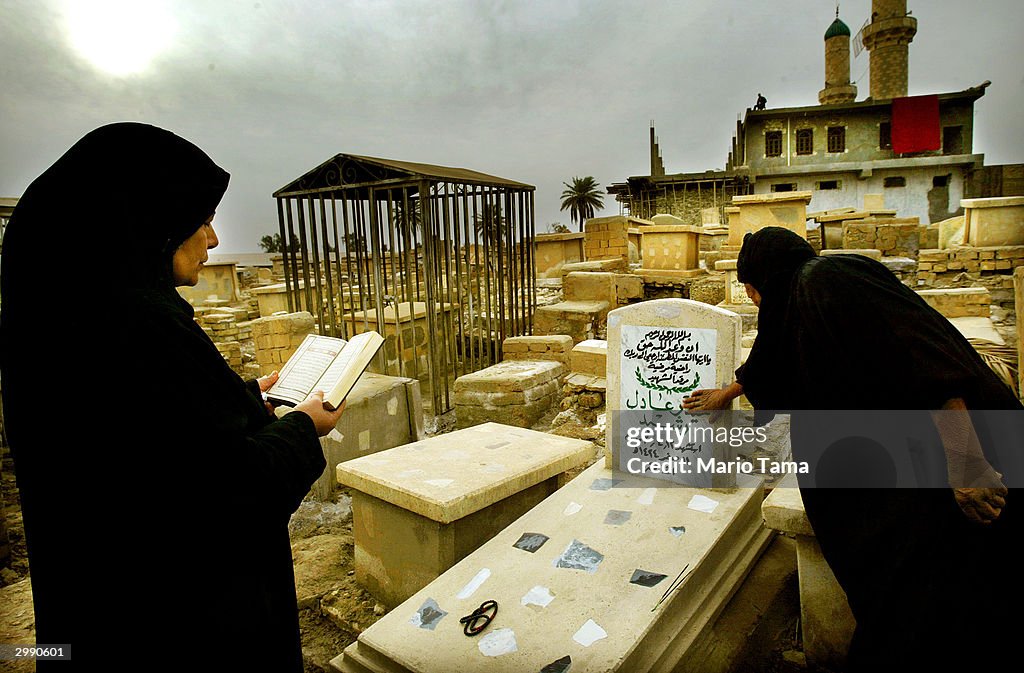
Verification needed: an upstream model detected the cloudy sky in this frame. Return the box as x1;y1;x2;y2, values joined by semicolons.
2;0;1022;252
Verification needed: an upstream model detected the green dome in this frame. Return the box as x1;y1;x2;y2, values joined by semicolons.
825;17;851;39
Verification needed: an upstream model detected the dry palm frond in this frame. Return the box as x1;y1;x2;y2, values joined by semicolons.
968;337;1019;397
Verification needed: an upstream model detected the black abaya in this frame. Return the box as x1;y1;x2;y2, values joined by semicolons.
1;123;326;670
736;227;1022;670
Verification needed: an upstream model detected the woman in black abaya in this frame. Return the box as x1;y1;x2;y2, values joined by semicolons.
684;227;1020;670
1;123;344;670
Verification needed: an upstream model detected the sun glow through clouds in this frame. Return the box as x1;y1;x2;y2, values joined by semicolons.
63;0;176;76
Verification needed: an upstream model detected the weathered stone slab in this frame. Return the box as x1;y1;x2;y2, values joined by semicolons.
819;248;883;261
916;287;991;318
501;335;574;365
455;360;566;428
311;372;424;500
728;192;811;245
761;477;855;670
570;339;608;377
332;461;771;673
561;258;629;276
962;196;1024;247
535;232;585;279
639;224;703;272
337;423;594;606
534;300;609;343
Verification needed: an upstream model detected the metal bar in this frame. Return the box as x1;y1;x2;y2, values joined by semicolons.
340;191;359;339
420;180;443;412
517;190;525;337
284;199;301;312
400;186;419;381
367;188;389;374
319;195;339;338
330;196;349;339
276;198;293;313
294;199;315;317
494;188;506;359
505;189;517;338
385;191;405;378
440;182;456;410
480;186;494;366
451;184;466;379
528;190;536;332
353;198;371;336
306;196;327;334
462;187;476;375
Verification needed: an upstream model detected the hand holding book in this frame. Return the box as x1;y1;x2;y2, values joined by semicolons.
266;331;385;410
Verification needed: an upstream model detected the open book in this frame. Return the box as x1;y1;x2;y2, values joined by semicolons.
266;331;384;410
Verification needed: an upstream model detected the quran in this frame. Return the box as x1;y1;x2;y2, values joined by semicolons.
266;331;384;410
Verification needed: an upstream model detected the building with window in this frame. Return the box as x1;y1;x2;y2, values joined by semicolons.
609;1;1022;226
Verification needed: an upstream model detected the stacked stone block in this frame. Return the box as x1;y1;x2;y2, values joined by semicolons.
583;216;631;262
842;221;919;258
252;311;316;376
453;360;565;429
501;335;573;366
916;288;991;318
917;246;1024;281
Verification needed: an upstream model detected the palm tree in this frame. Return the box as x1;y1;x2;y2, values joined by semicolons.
560;176;604;232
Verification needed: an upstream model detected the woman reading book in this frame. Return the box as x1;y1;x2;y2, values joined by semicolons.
0;123;344;670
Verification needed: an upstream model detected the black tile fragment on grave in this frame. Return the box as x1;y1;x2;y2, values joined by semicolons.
513;532;550;553
540;655;572;673
629;569;669;588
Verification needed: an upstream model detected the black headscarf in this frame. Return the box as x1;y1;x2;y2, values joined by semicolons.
735;227;816;410
2;122;229;299
735;226;1020;412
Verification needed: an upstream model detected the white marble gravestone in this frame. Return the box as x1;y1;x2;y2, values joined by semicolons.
606;300;742;487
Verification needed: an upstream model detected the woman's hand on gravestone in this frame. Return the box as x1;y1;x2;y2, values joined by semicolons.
295;391;347;436
682;387;732;412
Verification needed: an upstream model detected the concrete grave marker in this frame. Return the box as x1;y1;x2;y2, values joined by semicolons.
606;299;743;487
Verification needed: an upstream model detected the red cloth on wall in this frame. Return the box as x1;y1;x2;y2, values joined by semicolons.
891;95;940;153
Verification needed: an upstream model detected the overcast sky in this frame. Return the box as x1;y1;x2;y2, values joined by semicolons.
2;0;1022;253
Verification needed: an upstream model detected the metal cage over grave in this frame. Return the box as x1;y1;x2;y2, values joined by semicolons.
273;154;536;413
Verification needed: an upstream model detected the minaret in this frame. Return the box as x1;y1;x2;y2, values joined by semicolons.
860;0;917;100
649;124;665;177
818;9;857;104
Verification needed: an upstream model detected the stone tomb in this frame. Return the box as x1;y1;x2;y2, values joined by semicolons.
606;300;743;488
762;475;855;670
336;423;594;607
725;192;812;249
176;260;239;304
351;302;456;380
714;260;758;331
309;372;424;500
962;196;1024;247
453;359;565;429
332;460;771;673
637;223;704;279
534;231;584;279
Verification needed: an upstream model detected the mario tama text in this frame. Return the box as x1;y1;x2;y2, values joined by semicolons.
625;455;808;476
624;422;807;476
